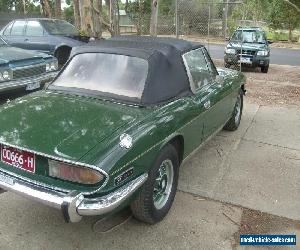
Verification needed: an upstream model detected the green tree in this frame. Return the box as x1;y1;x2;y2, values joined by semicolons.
230;0;271;22
283;0;300;13
0;0;15;11
127;0;151;35
268;0;300;41
159;0;174;15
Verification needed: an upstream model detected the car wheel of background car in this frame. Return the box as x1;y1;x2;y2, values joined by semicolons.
223;92;243;131
55;46;72;68
261;65;269;73
130;144;179;224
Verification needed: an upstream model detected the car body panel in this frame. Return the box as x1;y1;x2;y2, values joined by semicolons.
0;46;45;63
0;91;149;162
0;19;88;55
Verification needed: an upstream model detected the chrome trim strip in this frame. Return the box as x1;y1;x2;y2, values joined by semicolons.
0;71;57;92
182;54;196;94
11;62;47;71
182;47;212;94
0;141;109;195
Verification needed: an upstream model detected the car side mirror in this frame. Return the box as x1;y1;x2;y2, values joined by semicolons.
216;75;224;86
267;40;273;45
225;37;230;41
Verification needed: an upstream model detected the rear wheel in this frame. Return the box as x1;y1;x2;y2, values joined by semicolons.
223;93;243;131
131;144;179;224
261;65;269;73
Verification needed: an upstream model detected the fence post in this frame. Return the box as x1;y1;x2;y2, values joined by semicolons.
207;4;211;52
240;2;245;72
150;0;159;36
224;0;229;40
175;0;179;38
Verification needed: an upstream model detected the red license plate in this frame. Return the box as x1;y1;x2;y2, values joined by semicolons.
0;145;35;173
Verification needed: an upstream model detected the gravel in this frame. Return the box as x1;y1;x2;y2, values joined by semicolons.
244;64;300;106
214;60;300;106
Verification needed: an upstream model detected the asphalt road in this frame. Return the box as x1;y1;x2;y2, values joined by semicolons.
207;44;300;66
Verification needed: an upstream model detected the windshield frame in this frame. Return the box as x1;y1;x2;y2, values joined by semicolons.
47;52;149;105
230;30;267;44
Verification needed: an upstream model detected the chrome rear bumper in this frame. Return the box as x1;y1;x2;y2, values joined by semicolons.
0;171;147;223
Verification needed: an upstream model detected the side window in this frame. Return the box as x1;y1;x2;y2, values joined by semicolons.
26;21;44;36
202;48;218;78
3;22;13;35
11;20;26;36
183;48;211;91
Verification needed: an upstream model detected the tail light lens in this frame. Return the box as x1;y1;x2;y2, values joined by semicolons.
48;160;104;184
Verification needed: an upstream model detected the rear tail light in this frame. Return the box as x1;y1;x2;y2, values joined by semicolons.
48;160;104;184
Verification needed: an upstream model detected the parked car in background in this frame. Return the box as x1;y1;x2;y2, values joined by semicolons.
0;36;58;94
0;18;89;66
0;37;246;224
224;27;271;73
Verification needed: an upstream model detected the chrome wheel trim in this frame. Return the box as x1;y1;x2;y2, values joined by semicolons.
234;96;241;124
153;159;174;210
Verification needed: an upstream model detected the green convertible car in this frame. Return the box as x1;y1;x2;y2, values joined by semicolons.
0;37;246;224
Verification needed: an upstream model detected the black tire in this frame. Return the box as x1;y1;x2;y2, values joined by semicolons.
261;65;269;73
131;144;179;224
54;47;71;68
223;92;243;131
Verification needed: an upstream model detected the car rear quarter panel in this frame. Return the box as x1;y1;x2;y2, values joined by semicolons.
82;97;210;194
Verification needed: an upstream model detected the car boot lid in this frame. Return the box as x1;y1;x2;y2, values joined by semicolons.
0;91;144;163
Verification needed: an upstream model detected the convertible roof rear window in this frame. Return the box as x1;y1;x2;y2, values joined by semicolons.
51;53;148;101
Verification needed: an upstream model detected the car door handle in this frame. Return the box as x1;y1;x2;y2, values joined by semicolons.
203;100;211;110
24;38;29;42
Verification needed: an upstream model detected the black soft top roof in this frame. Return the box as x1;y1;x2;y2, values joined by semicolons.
70;36;203;105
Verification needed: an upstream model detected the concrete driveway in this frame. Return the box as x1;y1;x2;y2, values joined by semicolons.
0;99;299;250
180;102;300;220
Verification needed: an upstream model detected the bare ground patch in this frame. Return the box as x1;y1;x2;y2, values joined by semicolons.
232;208;300;249
244;64;300;106
215;60;300;106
